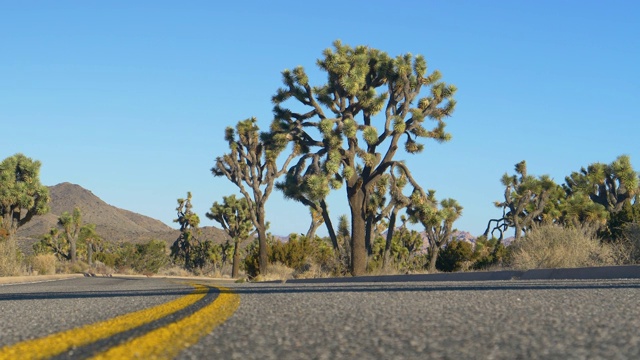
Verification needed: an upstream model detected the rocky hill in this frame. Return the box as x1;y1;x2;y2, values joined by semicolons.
16;183;229;249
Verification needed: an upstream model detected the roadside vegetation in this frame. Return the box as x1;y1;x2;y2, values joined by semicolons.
2;41;639;280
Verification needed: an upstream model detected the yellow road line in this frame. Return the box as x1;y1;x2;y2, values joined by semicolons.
0;284;208;360
92;286;240;360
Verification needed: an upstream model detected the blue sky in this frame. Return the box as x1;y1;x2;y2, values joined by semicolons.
2;1;638;238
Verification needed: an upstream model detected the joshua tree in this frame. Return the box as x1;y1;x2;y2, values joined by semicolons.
269;41;457;275
485;161;563;241
207;195;254;278
59;207;82;263
212;118;297;275
564;155;638;214
408;190;463;272
0;153;50;240
171;192;201;270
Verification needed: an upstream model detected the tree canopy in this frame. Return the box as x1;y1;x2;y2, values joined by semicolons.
207;195;254;278
269;40;457;275
0;153;50;239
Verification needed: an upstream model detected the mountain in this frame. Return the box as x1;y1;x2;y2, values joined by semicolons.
16;183;229;250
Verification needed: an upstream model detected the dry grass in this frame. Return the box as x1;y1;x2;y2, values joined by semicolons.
0;238;25;276
293;262;330;279
157;266;192;277
627;223;640;262
30;254;57;275
56;260;90;274
254;262;294;282
509;224;614;270
610;222;640;264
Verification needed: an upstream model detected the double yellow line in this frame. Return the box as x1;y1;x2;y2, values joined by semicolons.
0;284;240;360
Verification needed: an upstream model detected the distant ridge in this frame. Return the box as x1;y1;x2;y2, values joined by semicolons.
16;182;228;249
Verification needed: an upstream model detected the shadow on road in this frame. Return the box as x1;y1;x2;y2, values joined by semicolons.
0;277;205;302
223;279;640;296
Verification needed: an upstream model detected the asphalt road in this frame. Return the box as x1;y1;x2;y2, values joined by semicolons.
1;277;640;359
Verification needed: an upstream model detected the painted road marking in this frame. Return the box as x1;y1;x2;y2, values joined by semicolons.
0;284;208;360
92;286;240;359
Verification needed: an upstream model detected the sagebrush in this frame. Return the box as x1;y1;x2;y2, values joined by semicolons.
509;224;613;270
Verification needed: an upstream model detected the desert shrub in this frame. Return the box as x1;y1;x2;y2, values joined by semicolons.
95;251;118;268
243;235;340;279
157;266;191;277
93;261;114;276
471;236;508;270
133;240;170;274
57;260;89;274
254;262;294;282
624;222;640;263
30;254;57;275
369;229;425;273
437;240;474;272
610;222;640;264
509;224;614;270
242;240;263;278
0;238;25;276
113;240;170;274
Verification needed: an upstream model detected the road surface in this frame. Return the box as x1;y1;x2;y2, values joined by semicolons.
1;276;639;359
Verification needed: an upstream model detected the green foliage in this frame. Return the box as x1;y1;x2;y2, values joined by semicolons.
171;192;205;271
134;240;170;273
407;190;463;271
0;153;50;238
243;234;341;278
487;161;565;241
58;207;82;263
207;195;255;277
269;40;458;275
371;228;424;271
115;240;170;274
242;239;263;278
270;234;335;272
564;155;638;214
78;223;102;264
437;240;473;272
563;155;639;241
471;236;507;270
214;118;297;275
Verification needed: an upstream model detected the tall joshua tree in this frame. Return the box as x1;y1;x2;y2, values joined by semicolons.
213;118;297;275
171;192;201;270
269;41;457;275
0;153;50;240
207;195;254;278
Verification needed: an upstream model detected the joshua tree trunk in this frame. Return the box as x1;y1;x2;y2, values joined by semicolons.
349;186;367;276
383;209;399;269
232;240;241;278
427;244;439;272
256;210;268;274
70;237;77;264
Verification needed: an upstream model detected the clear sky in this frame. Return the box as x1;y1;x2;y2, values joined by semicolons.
2;1;639;238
